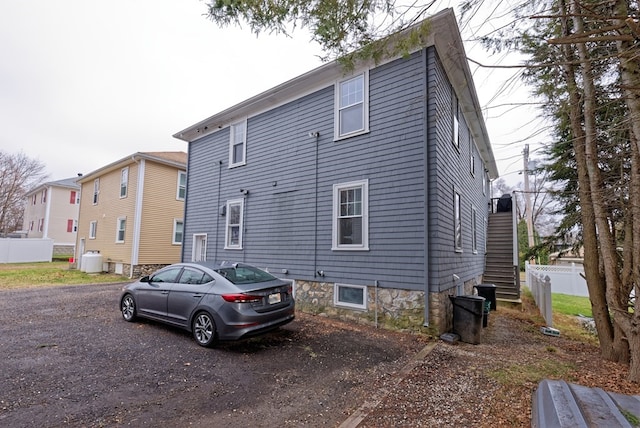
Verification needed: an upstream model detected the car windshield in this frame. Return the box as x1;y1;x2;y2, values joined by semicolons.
215;265;277;284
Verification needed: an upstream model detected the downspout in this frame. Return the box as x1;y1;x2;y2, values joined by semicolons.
130;157;145;279
43;186;51;239
422;49;430;327
312;131;320;278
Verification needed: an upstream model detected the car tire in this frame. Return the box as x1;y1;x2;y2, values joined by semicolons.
121;294;137;322
192;311;217;347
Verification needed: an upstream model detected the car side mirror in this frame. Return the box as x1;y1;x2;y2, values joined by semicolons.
140;275;150;283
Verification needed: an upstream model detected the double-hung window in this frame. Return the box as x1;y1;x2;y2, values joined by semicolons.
173;219;184;245
333;180;369;251
89;221;97;239
454;191;462;252
116;217;126;243
120;167;128;198
93;179;100;205
177;171;187;200
335;71;369;139
225;199;244;249
229;121;247;168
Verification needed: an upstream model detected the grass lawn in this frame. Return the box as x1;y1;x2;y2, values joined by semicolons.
552;293;593;317
0;261;129;290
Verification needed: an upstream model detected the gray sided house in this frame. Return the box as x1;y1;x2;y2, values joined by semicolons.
174;8;499;333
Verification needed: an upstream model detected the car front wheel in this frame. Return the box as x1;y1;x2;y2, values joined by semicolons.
121;294;137;322
192;311;217;347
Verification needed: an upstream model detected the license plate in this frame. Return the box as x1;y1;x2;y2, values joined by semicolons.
268;293;282;305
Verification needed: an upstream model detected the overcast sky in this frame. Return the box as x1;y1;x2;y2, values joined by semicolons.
0;1;542;186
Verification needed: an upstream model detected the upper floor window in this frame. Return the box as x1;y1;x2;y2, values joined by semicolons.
332;179;369;251
177;171;187;200
120;167;129;198
335;71;369;139
116;217;126;243
454;191;462;252
229;121;247;168
470;140;476;176
93;179;100;205
225;199;244;249
173;219;184;245
89;221;97;239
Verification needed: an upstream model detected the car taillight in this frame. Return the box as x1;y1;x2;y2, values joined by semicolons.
221;293;262;303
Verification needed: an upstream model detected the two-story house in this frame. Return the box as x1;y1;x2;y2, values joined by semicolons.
23;177;81;257
173;9;498;333
75;152;187;277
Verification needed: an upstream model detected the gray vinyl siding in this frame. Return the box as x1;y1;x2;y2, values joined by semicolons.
426;47;489;293
183;47;489;294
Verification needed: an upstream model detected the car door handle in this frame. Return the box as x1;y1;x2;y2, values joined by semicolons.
161;291;169;295
192;294;203;298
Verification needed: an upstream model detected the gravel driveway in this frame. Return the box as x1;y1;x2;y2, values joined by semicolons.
0;283;426;427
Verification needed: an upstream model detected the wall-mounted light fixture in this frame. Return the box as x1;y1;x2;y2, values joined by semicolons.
239;189;249;195
308;131;319;138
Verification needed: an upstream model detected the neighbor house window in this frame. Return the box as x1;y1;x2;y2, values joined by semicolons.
335;71;369;139
225;199;244;249
472;206;477;254
116;217;126;243
177;171;187;200
120;167;128;198
334;283;367;310
332;179;369;251
452;93;460;149
93;179;100;205
89;221;97;239
454;191;462;252
173;219;184;245
229;121;247;168
38;218;44;232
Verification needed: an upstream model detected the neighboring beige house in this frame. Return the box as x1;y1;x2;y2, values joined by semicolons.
75;152;187;277
23;177;81;257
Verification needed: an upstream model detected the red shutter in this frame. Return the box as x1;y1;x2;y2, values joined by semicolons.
67;219;73;233
70;191;76;204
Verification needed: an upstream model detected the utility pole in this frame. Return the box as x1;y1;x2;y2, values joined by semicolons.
523;144;536;262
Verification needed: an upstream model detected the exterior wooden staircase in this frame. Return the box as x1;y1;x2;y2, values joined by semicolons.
484;197;521;301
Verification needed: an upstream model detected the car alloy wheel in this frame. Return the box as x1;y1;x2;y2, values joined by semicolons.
193;312;216;347
121;294;136;322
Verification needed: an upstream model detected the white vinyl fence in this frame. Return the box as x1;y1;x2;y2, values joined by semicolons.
525;262;588;327
0;238;53;263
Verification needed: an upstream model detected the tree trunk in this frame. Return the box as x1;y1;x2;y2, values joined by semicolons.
557;0;617;358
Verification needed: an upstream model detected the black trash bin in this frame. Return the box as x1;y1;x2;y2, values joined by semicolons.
449;295;485;344
474;283;497;311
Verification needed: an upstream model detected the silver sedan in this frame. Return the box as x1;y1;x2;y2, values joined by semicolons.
120;262;295;347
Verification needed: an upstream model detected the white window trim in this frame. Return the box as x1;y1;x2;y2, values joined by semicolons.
89;221;97;239
177;170;187;201
472;205;478;254
334;283;367;310
452;93;460;150
224;198;245;250
229;120;247;168
332;179;369;251
116;216;126;243
120;167;129;198
454;191;462;252
172;219;184;245
334;70;369;141
93;178;100;205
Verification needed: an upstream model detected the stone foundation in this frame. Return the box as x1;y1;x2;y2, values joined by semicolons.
295;276;483;335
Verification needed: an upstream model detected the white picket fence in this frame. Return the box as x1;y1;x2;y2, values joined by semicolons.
524;261;588;327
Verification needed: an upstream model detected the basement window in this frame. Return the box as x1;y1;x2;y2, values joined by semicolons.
334;283;367;310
